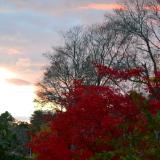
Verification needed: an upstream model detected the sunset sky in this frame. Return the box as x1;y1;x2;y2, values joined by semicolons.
0;0;118;121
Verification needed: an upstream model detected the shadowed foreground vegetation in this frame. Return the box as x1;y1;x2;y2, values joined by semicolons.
0;110;55;160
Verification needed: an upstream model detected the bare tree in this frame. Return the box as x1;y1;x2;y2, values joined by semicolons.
36;27;96;107
36;24;124;106
36;0;160;108
101;0;160;92
114;0;159;74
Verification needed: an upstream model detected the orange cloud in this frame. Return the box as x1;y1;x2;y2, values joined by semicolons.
144;5;160;11
6;78;32;86
0;47;22;55
79;3;125;11
7;48;22;55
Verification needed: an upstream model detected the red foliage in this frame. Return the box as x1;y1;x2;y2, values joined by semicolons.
30;65;160;160
95;64;143;80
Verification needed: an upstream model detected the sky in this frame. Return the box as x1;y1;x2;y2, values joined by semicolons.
0;0;119;121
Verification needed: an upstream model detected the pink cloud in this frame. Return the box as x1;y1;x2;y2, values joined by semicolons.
0;60;43;84
79;3;125;11
144;5;160;11
7;48;22;55
6;78;32;86
0;47;22;55
78;3;160;11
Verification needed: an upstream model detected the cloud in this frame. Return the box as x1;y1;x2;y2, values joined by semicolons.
15;58;45;71
0;0;119;118
2;0;74;15
6;78;32;86
0;0;120;86
0;47;22;55
3;0;119;15
10;58;44;82
78;3;124;11
7;48;22;55
144;5;160;11
0;57;44;84
15;58;32;68
0;8;12;13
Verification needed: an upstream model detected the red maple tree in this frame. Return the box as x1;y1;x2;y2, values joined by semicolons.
30;65;160;160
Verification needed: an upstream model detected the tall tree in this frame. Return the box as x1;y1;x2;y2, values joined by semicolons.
36;25;124;107
0;111;31;160
36;26;96;106
13;122;30;157
107;0;160;81
36;0;160;108
30;110;56;133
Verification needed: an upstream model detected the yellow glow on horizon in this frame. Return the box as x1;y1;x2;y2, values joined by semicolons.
0;68;15;80
0;68;35;119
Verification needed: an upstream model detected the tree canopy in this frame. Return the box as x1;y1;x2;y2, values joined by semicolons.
36;0;160;110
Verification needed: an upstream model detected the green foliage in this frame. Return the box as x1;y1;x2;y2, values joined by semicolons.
122;155;141;160
156;111;160;121
0;111;31;160
30;110;44;133
13;122;31;156
90;152;114;160
30;110;55;133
